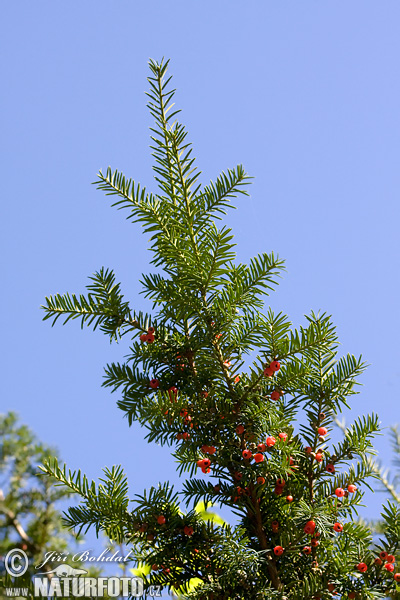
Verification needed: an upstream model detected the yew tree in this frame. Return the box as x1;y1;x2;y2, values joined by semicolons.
41;59;400;599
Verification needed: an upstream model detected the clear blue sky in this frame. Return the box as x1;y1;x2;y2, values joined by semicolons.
2;0;400;573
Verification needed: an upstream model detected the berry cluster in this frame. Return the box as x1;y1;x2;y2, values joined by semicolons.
197;457;211;474
140;326;155;344
263;360;281;377
373;550;398;576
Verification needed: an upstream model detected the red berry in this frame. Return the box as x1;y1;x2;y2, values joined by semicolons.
242;449;253;460
201;390;208;398
146;334;155;343
182;432;190;440
147;326;155;334
394;573;400;582
311;538;319;547
236;425;245;435
263;366;274;377
318;427;328;436
257;476;266;485
356;562;368;573
271;520;279;528
183;525;194;536
379;551;388;560
273;545;284;556
257;443;267;452
254;453;264;463
202;458;211;468
315;453;323;462
304;520;316;534
276;478;285;487
305;446;313;454
149;378;159;389
279;432;288;442
266;436;276;447
201;466;211;474
286;495;293;503
387;554;396;564
270;360;281;372
348;593;356;600
326;463;335;474
157;515;166;525
347;484;357;493
270;390;280;401
274;485;284;495
333;522;343;533
140;333;147;342
374;557;382;565
335;487;345;498
234;472;243;481
151;564;158;571
234;375;240;383
385;563;395;572
197;459;204;468
303;546;312;555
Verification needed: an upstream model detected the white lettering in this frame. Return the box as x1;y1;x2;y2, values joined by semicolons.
73;550;90;562
48;578;62;597
107;577;120;597
34;578;49;596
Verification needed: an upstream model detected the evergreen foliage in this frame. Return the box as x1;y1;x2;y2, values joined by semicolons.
41;59;400;599
0;412;75;577
0;413;120;599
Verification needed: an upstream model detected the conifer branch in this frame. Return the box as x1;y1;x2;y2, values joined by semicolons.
40;58;399;599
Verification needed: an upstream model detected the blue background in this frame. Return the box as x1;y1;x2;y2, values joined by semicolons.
2;0;400;583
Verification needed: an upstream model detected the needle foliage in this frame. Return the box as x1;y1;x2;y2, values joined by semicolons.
41;59;400;600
